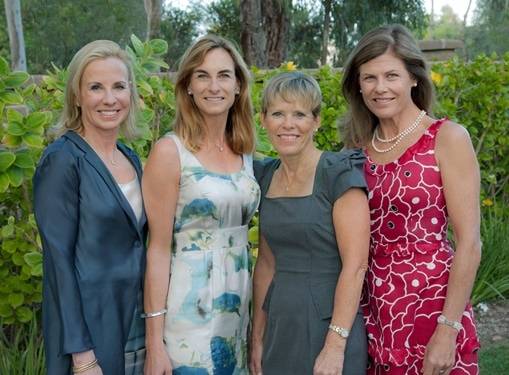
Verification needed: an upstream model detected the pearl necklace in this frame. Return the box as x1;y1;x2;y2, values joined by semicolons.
371;110;426;153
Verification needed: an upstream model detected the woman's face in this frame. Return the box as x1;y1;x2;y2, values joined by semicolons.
358;51;416;120
262;96;319;158
78;57;131;136
188;48;239;121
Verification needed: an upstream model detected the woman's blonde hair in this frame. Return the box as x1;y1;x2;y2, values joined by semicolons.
173;34;255;154
261;71;322;118
55;40;139;139
341;24;434;148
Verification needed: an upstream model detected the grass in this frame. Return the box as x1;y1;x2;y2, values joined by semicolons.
479;339;509;374
0;318;45;374
471;208;509;305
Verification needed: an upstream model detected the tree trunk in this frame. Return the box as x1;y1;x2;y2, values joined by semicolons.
4;0;27;71
320;0;332;66
144;0;162;40
262;0;290;68
240;0;266;67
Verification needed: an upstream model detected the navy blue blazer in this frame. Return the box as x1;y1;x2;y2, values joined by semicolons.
33;131;147;375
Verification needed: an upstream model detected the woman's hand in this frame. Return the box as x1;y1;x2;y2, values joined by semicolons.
313;338;345;375
71;350;103;374
422;325;457;375
249;337;263;375
144;342;173;375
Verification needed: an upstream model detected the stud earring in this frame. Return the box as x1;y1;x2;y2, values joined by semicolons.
188;90;193;95
413;83;417;87
359;89;363;93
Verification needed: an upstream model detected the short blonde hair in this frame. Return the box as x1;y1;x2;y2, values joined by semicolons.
261;72;322;118
56;40;139;139
173;34;255;154
341;24;434;148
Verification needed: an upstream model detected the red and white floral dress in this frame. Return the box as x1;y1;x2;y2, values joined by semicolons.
362;119;480;374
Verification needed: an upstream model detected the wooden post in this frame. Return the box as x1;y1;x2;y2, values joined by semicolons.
4;0;27;71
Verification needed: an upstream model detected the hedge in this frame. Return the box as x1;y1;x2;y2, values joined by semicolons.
1;36;508;326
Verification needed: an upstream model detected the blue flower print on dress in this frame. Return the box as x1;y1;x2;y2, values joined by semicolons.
176;198;219;231
211;336;236;375
227;251;248;272
212;293;241;316
185;166;234;183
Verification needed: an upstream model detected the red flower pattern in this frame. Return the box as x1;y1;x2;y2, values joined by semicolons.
363;119;479;375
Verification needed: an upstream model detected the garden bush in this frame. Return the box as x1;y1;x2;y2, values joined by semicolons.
1;36;508;333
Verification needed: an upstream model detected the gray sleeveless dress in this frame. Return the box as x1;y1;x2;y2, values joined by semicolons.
254;150;368;375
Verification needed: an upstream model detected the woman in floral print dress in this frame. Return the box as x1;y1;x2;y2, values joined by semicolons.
341;25;481;375
142;35;260;374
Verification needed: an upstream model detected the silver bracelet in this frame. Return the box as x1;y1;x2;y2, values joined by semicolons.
140;309;167;319
328;324;350;338
437;314;462;331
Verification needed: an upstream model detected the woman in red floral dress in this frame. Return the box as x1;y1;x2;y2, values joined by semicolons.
341;24;481;375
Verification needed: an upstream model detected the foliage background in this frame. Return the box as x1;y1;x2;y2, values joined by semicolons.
0;36;508;372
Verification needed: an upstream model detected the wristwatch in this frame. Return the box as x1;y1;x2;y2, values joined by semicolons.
328;324;350;338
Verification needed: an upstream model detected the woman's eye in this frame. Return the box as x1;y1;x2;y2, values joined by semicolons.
294;112;306;119
90;84;102;91
387;73;398;79
271;112;283;118
115;84;127;90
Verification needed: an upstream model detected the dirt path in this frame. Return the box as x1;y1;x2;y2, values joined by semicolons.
475;299;509;345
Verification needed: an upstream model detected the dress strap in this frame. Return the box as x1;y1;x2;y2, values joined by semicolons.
426;118;448;138
163;133;200;169
242;154;254;177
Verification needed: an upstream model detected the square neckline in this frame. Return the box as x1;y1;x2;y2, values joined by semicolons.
264;151;326;200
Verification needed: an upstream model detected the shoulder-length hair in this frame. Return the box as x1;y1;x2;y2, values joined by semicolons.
173;34;255;154
341;24;435;148
55;40;139;139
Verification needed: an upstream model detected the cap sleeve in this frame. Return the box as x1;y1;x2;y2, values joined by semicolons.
322;149;367;203
253;157;279;196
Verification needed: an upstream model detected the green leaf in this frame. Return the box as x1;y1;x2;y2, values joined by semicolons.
8;293;24;308
0;151;16;171
26;111;52;130
1;223;14;238
31;263;43;276
2;134;22;147
0;173;9;192
137;80;154;96
0;91;24;104
0;56;9;75
4;71;30;87
0;303;13;318
248;225;259;244
130;34;144;56
6;107;24;123
6;121;25;136
14;151;34;169
24;252;42;267
12;252;25;266
23;133;45;148
15;306;33;322
148;39;168;55
7;167;24;187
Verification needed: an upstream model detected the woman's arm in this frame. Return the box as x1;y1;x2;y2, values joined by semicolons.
313;188;370;375
33;151;99;363
142;137;181;375
250;234;276;375
423;122;481;375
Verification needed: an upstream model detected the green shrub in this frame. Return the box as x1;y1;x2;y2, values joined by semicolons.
1;38;508;332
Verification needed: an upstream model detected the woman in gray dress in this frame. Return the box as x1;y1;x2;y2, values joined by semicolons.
250;72;369;375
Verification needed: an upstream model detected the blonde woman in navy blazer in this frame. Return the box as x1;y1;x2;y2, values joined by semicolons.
33;40;147;375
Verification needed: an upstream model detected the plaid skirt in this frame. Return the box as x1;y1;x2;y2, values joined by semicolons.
125;347;145;375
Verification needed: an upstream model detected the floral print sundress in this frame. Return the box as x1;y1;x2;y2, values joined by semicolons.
163;134;260;374
362;119;479;374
